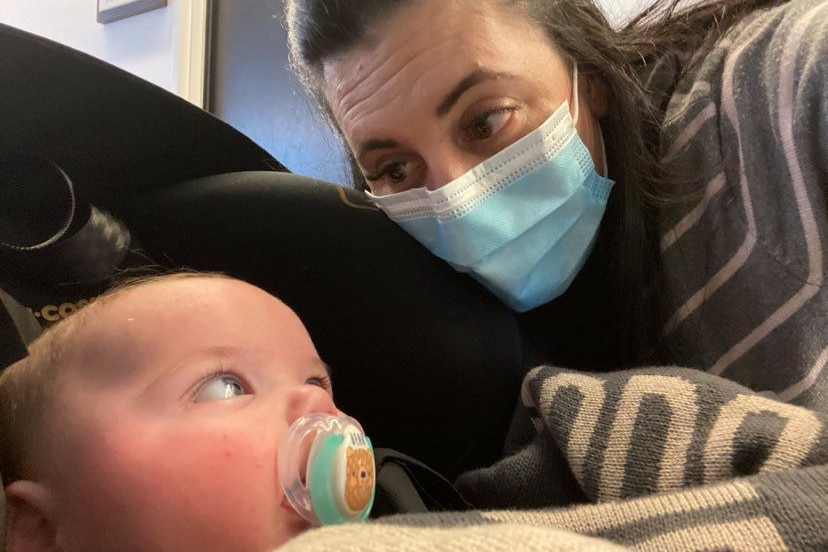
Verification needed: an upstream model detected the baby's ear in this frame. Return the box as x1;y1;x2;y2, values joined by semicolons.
4;480;60;552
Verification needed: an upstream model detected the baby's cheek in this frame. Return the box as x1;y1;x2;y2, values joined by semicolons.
175;431;310;547
92;428;283;550
163;430;276;499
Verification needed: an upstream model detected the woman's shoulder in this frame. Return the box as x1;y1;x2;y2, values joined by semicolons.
640;0;826;124
654;0;827;410
659;0;826;182
676;0;826;95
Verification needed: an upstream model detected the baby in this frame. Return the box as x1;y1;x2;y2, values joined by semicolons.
0;273;344;552
4;273;826;552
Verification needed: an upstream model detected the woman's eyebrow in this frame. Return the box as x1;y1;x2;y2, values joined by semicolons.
355;71;515;160
436;70;514;117
357;138;399;160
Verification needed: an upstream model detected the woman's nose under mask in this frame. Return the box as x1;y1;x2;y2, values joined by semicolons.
368;67;614;312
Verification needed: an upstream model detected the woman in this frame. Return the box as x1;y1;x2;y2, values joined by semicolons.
285;0;827;410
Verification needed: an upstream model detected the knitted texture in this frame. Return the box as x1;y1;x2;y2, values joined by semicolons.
279;366;827;551
651;0;827;411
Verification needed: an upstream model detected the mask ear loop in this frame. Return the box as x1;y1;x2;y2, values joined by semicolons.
571;64;580;126
572;63;609;178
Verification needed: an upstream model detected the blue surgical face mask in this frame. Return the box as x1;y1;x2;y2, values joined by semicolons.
367;67;614;312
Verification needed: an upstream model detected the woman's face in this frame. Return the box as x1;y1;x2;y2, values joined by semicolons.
323;0;607;195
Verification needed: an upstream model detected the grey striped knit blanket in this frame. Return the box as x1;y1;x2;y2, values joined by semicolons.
280;366;827;551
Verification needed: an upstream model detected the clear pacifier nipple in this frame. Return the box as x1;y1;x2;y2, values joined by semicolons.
278;413;375;525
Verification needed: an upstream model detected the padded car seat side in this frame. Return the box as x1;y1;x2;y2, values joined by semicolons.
0;23;284;331
0;21;280;218
128;172;526;477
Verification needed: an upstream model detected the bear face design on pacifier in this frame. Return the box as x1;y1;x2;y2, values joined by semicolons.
278;413;375;525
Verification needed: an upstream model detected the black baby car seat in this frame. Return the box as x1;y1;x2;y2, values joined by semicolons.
0;21;527;506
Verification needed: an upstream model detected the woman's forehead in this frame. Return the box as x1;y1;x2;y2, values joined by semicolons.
322;0;560;140
323;0;543;85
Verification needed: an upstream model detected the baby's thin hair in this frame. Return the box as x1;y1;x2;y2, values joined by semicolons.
0;270;230;486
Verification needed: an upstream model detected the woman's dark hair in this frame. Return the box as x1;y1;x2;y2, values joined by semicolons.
285;0;788;366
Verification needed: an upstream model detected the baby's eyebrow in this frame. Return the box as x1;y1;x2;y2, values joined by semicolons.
310;356;332;377
319;359;333;377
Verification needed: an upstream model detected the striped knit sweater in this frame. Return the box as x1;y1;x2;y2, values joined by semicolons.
653;0;827;411
276;2;827;550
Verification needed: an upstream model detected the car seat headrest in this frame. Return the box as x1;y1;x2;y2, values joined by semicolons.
0;154;76;253
0;154;133;291
0;21;282;216
0;18;285;365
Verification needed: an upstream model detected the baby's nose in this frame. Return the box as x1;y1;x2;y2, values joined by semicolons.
284;385;339;426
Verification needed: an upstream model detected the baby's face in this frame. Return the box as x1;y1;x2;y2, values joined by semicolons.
39;277;341;552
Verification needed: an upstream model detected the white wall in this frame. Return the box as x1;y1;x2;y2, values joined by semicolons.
0;0;180;92
597;0;649;25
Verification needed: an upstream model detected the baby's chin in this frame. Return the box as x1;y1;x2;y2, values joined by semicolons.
274;496;315;546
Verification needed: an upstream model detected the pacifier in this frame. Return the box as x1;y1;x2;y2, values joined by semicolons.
278;414;375;525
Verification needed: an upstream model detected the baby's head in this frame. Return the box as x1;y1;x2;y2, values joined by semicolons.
0;273;342;552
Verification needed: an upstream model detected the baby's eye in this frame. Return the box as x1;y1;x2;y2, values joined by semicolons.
194;374;249;402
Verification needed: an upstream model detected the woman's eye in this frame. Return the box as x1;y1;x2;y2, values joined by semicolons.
369;160;410;185
466;108;515;141
365;158;424;194
194;374;249;403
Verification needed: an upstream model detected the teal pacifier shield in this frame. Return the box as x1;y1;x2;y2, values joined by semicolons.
308;434;375;524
